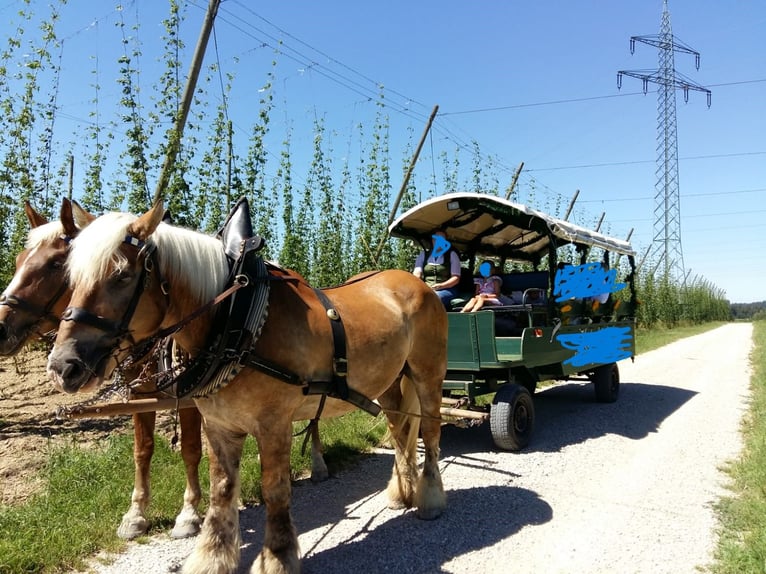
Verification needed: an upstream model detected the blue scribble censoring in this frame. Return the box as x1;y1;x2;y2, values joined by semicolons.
558;326;633;368
554;262;626;302
431;235;451;258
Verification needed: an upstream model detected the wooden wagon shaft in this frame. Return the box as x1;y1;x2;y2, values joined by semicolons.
440;405;489;422
441;396;467;406
60;397;198;419
61;395;489;423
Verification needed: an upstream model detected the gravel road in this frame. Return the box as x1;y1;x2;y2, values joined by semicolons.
86;322;753;574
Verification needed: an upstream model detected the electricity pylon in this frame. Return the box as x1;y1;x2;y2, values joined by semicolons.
617;0;711;284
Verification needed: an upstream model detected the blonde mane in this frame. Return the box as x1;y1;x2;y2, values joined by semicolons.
67;212;229;303
26;221;65;249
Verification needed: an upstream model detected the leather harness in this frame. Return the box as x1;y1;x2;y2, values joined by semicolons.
87;197;381;417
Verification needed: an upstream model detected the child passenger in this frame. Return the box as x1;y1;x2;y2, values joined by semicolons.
460;260;512;312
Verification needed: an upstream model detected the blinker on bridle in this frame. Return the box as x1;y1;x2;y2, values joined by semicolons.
0;233;73;324
60;235;169;343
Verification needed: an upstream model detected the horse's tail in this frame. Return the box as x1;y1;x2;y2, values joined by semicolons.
399;375;421;455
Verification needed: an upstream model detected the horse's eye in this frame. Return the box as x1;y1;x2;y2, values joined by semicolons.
48;258;64;270
112;270;134;285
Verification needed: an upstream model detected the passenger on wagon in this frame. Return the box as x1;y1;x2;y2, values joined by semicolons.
412;230;461;310
461;260;512;312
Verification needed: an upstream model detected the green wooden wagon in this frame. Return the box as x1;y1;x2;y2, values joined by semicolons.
389;192;638;450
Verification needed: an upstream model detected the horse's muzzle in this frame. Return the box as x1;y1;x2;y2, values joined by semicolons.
0;320;23;355
47;339;107;393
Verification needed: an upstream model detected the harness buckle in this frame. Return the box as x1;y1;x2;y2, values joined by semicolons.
333;357;348;378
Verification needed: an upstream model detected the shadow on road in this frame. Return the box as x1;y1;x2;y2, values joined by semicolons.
440;380;697;456
234;451;551;573
300;485;550;573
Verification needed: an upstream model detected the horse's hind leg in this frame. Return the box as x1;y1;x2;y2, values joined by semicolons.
171;406;204;538
183;425;246;574
117;411;155;539
409;377;446;520
402;359;447;520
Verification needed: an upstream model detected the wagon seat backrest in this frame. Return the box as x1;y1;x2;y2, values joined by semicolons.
500;271;549;306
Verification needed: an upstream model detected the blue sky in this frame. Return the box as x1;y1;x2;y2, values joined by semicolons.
4;1;764;303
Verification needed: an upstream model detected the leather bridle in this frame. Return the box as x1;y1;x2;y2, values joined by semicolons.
0;234;73;332
60;235;168;349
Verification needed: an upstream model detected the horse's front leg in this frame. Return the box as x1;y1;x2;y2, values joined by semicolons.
171;406;204;539
117;411;155;539
252;419;300;574
183;425;246;574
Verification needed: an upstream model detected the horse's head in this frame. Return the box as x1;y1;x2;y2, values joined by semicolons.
0;198;95;354
46;200;173;393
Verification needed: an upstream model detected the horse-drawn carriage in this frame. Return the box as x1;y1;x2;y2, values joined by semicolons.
389;192;638;451
1;191;636;573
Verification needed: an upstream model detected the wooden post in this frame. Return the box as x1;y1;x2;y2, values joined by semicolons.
372;104;439;264
594;212;605;232
152;0;222;205
504;161;525;200
563;189;580;220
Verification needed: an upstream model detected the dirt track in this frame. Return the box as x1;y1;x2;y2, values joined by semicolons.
82;322;752;574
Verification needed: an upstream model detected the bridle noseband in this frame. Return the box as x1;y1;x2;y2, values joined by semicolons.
60;235;168;348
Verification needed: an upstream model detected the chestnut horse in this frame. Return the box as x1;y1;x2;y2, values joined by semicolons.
0;199;203;540
47;200;448;574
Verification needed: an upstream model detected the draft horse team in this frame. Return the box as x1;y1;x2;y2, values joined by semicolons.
7;198;449;574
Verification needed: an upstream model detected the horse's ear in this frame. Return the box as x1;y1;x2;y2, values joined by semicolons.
70;199;96;229
60;198;78;237
129;200;165;241
24;201;48;228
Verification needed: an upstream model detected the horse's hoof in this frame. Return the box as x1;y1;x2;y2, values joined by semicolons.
171;509;203;539
387;499;408;510
310;468;329;483
416;506;443;521
171;519;202;539
117;515;150;540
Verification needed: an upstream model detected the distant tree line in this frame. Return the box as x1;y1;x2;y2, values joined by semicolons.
731;302;766;321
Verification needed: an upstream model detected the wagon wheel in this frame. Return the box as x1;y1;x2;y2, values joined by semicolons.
591;362;620;403
490;383;534;451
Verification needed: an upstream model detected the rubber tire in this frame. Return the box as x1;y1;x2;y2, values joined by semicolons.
592;362;620;403
490;384;535;451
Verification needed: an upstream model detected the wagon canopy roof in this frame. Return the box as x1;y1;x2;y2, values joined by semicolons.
388;192;636;260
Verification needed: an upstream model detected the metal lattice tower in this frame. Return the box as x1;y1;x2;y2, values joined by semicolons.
617;0;711;283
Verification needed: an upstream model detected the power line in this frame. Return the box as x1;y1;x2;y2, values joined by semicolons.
579;186;766;203
440;78;766;116
528;151;766;172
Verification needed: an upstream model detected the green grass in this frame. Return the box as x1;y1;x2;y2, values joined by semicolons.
710;320;766;574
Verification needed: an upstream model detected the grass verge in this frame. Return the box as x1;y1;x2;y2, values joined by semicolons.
710;320;765;573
